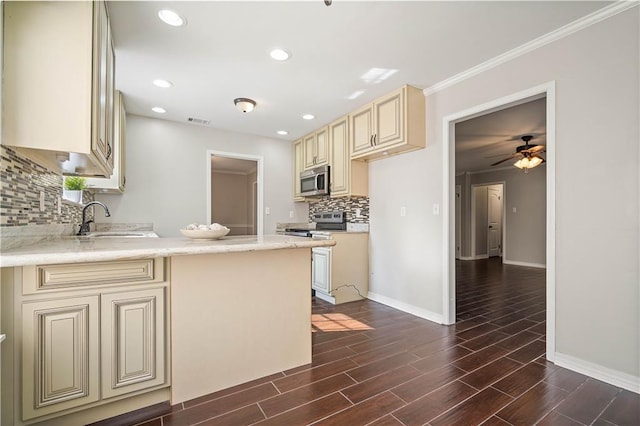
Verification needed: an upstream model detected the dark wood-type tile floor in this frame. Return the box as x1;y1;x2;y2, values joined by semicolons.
108;258;638;426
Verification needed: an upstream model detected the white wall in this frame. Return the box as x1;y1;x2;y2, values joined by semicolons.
369;8;639;382
468;167;546;265
96;115;309;237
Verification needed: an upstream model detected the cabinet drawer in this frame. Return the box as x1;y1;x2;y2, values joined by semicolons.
22;258;165;294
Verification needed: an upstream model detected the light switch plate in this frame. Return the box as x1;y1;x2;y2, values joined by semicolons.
400;206;407;217
289;210;294;219
265;207;271;215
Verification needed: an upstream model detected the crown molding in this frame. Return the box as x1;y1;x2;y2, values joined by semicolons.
424;1;639;96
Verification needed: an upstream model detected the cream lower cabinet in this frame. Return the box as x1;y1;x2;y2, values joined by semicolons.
311;247;332;294
1;258;168;425
101;288;165;399
22;296;100;420
312;233;369;304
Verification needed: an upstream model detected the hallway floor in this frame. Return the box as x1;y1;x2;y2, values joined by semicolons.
127;258;638;426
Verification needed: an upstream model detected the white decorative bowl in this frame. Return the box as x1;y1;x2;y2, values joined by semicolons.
180;227;230;240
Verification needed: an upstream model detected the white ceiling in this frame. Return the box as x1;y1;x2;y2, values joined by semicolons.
108;1;608;144
455;97;547;173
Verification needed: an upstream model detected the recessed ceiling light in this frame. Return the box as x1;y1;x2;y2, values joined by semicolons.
153;79;173;88
158;9;186;27
277;130;289;135
302;114;315;120
152;107;166;114
269;48;291;61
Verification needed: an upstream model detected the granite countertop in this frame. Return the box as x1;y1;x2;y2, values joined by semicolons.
0;235;335;268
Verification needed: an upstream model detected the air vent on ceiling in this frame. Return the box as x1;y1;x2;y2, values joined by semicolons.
187;117;211;126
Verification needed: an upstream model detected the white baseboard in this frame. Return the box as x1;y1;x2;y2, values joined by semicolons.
367;291;444;324
314;291;335;304
503;259;546;269
458;255;489;261
554;352;640;394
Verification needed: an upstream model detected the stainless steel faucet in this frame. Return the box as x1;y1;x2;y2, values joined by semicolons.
77;201;111;236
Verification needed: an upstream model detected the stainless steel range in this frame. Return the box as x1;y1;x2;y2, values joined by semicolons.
285;211;346;238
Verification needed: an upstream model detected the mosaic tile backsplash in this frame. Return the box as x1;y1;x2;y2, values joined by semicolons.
0;146;92;227
308;196;369;223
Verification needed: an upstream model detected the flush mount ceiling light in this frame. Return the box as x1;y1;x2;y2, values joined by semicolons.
302;114;315;120
277;130;289;136
152;107;166;113
158;9;186;27
234;98;256;113
153;79;173;88
269;48;291;62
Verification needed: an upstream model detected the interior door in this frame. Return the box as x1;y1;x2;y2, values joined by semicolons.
487;185;503;257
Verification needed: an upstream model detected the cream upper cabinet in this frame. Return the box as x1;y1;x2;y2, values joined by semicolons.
303;127;330;169
350;85;425;161
2;1;115;177
86;91;127;193
329;116;368;198
292;138;304;201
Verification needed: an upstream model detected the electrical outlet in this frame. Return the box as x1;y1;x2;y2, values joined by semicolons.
265;207;271;215
289;210;295;219
355;208;362;218
57;196;62;214
39;191;45;212
433;204;440;215
400;206;406;217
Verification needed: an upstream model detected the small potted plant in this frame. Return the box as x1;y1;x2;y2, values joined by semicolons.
63;176;87;203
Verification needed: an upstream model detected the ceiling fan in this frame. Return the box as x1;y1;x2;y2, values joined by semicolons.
490;135;545;171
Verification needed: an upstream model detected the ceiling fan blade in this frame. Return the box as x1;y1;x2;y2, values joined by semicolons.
526;145;546;153
485;152;516;158
490;155;519;166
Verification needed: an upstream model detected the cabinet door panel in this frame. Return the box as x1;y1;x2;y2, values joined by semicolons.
22;296;99;420
350;106;374;156
101;288;166;398
315;127;329;166
303;133;317;169
329;117;349;196
312;248;332;294
375;89;404;147
293;139;304;200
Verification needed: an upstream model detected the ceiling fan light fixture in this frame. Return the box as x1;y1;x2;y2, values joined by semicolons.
234;98;256;113
514;156;543;170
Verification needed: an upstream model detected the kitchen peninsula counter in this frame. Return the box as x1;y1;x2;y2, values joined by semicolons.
1;234;333;423
0;234;334;267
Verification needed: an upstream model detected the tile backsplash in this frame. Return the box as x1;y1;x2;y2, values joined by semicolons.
308;196;369;223
0;146;92;227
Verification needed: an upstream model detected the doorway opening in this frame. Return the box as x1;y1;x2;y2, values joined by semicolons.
443;82;555;362
206;150;264;236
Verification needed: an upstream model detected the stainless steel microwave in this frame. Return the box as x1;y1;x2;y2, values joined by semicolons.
300;165;330;197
